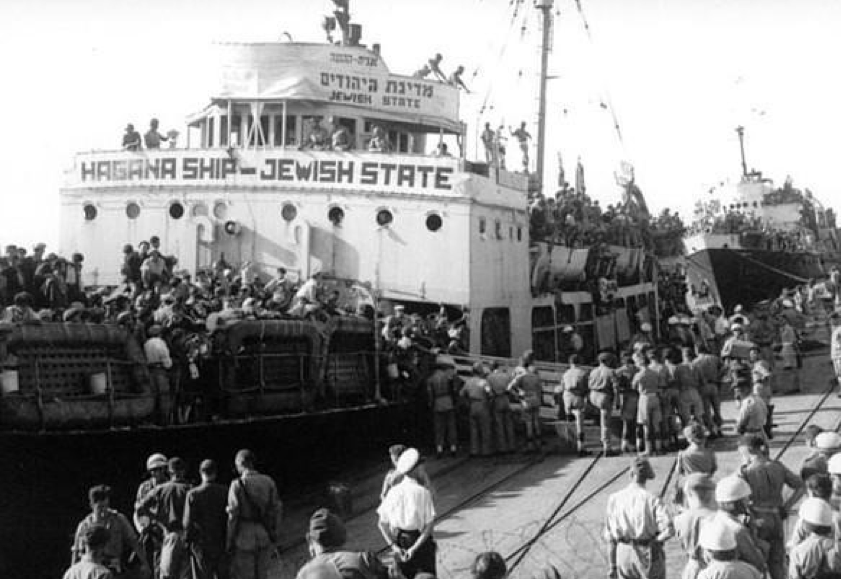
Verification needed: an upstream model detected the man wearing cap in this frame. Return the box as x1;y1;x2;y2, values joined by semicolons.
487;361;516;454
604;457;673;579
693;344;723;438
459;362;494;457
377;448;436;579
297;508;387;579
721;325;753;362
729;305;750;328
72;484;148;578
426;356;459;457
184;460;228;579
673;474;716;579
227;449;280;579
738;434;802;579
589;352;619;456
137;457;193;579
135;453;169;571
713;477;768;574
630;322;654;354
788;498;841;579
696;521;762;579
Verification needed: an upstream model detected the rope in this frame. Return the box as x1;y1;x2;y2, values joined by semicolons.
726;248;812;284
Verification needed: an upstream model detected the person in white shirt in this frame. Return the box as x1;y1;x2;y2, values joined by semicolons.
144;325;172;404
377;448;436;579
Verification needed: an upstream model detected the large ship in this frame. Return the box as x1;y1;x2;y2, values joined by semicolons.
683;126;840;311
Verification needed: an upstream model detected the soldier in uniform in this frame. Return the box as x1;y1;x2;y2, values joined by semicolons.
589;352;619;456
557;354;591;456
712;477;768;575
674;348;705;433
426;356;458;457
134;453;169;574
788;498;841;579
801;431;841;481
748;347;774;439
632;352;662;455
459;362;493;457
829;454;841;511
734;382;768;442
604;457;673;579
673;474;716;579
692;344;723;438
487;361;516;454
509;358;543;452
615;352;639;454
696;521;763;579
651;348;679;451
738;434;803;579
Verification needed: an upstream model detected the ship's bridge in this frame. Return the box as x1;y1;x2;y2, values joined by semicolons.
184;42;462;153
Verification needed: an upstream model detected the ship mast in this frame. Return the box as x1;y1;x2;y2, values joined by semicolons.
535;0;554;193
736;125;748;180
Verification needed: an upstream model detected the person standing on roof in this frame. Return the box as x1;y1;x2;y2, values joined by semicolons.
604;457;673;579
427;53;447;82
448;65;470;92
460;362;493;457
480;123;496;165
227;449;281;579
738;434;802;579
144;118;169;149
377;448;436;579
510;122;532;172
123;124;142;151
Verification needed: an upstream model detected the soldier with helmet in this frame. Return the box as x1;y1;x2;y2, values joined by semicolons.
788;498;841;579
459;362;493;457
604;457;673;579
712;476;767;574
134;453;169;572
696;521;763;579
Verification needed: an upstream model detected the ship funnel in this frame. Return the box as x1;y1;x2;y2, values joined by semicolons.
224;221;242;236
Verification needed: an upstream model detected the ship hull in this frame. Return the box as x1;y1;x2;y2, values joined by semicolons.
684;248;827;310
0;402;417;579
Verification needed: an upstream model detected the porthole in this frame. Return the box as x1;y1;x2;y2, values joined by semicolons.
282;203;298;222
213;202;228;220
84;204;97;221
126;202;140;219
169;202;185;219
328;206;345;226
192;203;208;217
426;213;442;232
376;209;393;227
